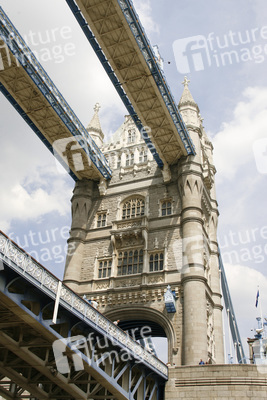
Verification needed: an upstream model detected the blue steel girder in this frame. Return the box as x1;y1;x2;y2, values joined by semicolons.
218;250;246;364
0;6;111;182
0;231;167;400
66;0;195;168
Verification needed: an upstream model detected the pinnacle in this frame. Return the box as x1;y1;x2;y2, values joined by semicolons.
86;102;104;137
178;76;199;110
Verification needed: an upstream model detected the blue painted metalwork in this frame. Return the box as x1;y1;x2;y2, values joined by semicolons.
0;230;168;380
0;7;111;180
66;0;164;168
117;0;195;156
0;82;79;182
65;0;195;164
219;249;246;364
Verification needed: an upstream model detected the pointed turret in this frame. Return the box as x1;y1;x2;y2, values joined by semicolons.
178;77;200;128
86;103;104;148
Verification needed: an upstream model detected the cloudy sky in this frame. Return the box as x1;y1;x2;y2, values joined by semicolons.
1;0;267;362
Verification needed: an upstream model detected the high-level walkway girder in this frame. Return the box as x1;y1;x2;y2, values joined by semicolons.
0;7;111;182
0;231;167;399
66;0;195;168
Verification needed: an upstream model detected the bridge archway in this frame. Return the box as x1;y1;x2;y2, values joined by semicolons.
105;306;176;363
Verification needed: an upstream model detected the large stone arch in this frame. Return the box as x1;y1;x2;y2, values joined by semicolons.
105;306;177;363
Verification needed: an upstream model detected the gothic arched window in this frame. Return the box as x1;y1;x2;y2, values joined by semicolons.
128;129;136;144
139;150;148;163
161;200;172;216
126;153;134;166
122;197;145;219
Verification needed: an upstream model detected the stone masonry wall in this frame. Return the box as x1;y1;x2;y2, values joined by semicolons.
165;364;267;399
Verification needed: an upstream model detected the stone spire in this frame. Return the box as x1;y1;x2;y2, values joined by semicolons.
178;77;199;109
86;103;104;147
178;77;200;128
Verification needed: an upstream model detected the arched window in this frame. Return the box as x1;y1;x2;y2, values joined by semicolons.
161;200;172;216
149;253;164;272
128;129;136;143
139;150;148;163
118;249;143;275
122;198;145;219
96;212;107;227
126;153;134;166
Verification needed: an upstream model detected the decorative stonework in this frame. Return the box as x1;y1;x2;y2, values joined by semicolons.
95;281;110;290
114;278;142;288
148;275;164;284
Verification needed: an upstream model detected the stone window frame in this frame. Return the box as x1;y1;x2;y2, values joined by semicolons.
96;211;107;228
117;154;121;169
149;251;164;272
117;248;143;276
121;196;145;220
139;148;148;163
125;152;134;167
97;258;112;278
127;128;136;144
160;198;173;217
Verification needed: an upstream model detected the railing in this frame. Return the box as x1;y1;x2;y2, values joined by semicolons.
0;7;111;180
117;0;195;156
0;231;168;378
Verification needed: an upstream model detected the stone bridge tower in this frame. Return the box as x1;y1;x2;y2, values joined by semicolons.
63;79;224;366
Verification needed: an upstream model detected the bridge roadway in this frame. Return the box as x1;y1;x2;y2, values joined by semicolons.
0;7;111;182
0;231;167;400
66;0;195;170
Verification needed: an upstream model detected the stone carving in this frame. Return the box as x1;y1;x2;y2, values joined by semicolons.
148;275;164;284
117;220;142;229
96;282;110;290
115;278;141;288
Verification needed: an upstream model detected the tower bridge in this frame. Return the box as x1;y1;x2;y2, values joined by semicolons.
1;1;264;399
0;231;166;400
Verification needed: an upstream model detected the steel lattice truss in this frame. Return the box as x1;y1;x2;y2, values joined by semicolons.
0;7;111;182
0;231;167;399
66;0;195;168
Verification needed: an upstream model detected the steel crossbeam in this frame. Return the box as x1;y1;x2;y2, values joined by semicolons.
0;231;167;399
0;6;111;182
66;0;195;168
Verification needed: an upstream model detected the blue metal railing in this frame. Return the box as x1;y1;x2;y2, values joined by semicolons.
0;7;112;180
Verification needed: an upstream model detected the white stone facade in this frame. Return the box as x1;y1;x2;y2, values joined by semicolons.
63;82;224;366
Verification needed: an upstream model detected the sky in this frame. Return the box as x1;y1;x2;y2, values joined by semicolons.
1;0;267;363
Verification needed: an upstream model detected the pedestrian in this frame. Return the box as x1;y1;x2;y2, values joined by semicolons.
91;298;98;309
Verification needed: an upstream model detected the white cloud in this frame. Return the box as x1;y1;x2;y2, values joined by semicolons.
134;0;160;35
212;86;267;182
224;263;267;359
0;164;72;232
0;98;73;232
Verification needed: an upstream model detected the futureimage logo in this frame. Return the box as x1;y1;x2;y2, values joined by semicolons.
52;326;153;374
173;26;267;73
0;26;75;71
